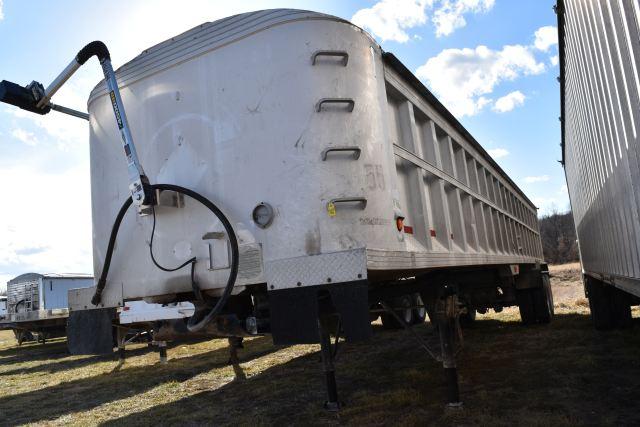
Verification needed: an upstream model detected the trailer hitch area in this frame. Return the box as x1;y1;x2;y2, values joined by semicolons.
152;314;259;341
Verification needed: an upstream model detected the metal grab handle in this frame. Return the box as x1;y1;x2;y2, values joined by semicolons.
316;98;355;112
329;197;368;210
312;50;349;66
322;146;361;161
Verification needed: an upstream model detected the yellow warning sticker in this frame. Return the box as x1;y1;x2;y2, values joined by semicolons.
327;202;336;217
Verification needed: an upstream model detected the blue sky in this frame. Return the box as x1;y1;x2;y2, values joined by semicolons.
0;0;565;288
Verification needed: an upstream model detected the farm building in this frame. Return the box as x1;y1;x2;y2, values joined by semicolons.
1;273;93;343
5;273;94;322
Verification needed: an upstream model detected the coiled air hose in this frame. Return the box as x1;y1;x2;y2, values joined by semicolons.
91;183;239;332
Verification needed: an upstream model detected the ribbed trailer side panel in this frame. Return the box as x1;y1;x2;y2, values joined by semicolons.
559;0;640;297
382;63;542;263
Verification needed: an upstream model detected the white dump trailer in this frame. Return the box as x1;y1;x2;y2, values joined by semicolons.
1;9;550;406
557;0;640;329
0;273;93;344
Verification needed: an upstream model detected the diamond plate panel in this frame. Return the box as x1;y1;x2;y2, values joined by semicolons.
265;248;367;290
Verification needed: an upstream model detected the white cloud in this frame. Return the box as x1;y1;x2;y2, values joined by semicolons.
488;148;509;159
352;0;433;43
0;164;92;283
493;90;526;113
11;128;38;146
432;0;495;37
416;44;545;117
524;175;550;183
550;54;559;66
351;0;495;42
0;0;4;21
533;25;558;51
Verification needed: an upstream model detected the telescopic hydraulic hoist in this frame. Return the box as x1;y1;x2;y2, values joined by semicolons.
0;41;239;332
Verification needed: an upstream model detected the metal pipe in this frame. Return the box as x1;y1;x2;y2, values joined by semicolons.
49;103;89;120
36;59;81;108
100;58;148;206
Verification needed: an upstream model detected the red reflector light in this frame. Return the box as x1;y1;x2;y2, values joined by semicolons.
396;217;405;232
430;229;436;237
123;306;130;311
403;225;414;234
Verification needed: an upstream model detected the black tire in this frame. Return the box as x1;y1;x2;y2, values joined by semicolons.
586;276;614;330
532;274;554;324
381;295;414;329
412;294;427;324
516;289;536;325
610;287;632;329
460;307;477;326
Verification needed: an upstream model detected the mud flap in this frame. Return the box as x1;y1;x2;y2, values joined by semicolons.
67;308;116;355
269;281;371;345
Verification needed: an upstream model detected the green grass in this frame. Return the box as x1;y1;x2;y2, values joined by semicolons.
1;267;639;426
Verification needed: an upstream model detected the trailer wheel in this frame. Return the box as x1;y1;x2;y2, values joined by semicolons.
516;289;536;325
585;276;614;330
381;295;414;329
532;274;554;324
460;307;476;326
610;287;632;329
13;329;34;345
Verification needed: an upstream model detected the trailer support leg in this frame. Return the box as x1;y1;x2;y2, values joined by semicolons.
435;292;463;408
158;341;168;364
319;318;340;411
116;327;126;364
228;336;244;365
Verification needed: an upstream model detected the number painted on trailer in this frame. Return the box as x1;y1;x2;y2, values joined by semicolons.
365;164;385;190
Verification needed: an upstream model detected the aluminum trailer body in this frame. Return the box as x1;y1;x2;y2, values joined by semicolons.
76;8;545;307
0;273;93;343
557;0;640;328
62;9;551;403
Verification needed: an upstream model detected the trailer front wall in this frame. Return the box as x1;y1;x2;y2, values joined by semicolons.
559;0;640;296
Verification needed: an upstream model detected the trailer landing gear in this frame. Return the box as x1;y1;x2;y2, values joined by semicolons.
227;337;244;365
382;289;463;408
319;317;341;411
434;294;463;408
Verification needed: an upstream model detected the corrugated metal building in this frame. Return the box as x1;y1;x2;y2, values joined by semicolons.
0;296;6;319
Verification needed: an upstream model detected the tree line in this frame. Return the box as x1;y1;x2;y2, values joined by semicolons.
539;209;579;264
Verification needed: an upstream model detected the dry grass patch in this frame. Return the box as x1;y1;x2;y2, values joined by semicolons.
1;265;639;426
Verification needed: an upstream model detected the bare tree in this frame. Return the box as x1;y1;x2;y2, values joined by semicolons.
539;209;579;264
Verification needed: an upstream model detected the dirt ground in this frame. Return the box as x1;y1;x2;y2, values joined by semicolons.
1;263;639;426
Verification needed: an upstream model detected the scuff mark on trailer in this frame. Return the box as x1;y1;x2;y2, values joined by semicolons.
305;225;322;255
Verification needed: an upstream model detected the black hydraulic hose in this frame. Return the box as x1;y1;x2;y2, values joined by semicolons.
76;41;111;64
91;184;239;332
91;197;133;306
